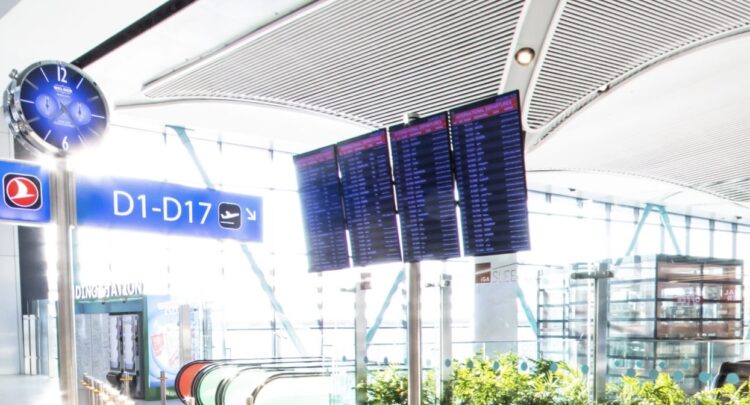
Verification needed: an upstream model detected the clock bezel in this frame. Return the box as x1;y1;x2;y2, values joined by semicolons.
3;60;110;156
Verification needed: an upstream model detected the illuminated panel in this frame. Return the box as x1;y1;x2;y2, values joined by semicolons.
390;113;460;261
337;130;401;266
294;146;349;272
450;91;530;256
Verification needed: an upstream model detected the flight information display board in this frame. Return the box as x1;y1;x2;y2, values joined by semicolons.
337;130;401;266
294;146;350;272
450;91;530;256
390;113;460;262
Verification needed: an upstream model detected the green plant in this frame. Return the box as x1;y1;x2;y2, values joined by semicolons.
451;353;589;405
452;353;522;404
359;366;437;404
605;373;685;405
689;381;750;405
549;362;590;405
361;353;750;405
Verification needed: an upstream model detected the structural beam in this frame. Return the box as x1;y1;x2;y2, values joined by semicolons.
365;270;405;346
618;203;681;265
168;125;307;356
72;0;198;68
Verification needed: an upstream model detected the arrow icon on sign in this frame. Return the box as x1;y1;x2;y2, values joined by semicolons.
246;208;257;221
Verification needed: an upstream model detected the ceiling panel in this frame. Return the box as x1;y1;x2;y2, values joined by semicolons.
143;0;525;127
527;33;750;207
526;0;750;134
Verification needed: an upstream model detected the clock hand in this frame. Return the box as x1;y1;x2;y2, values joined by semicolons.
48;104;67;122
59;103;79;127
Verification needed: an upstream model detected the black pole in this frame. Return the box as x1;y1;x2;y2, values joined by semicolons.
71;0;198;68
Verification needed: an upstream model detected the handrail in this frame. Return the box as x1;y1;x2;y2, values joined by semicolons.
191;359;345;405
188;357;330;400
214;363;361;405
247;371;332;405
176;360;212;401
177;357;328;401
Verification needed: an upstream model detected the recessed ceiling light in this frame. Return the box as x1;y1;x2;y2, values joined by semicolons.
515;47;535;66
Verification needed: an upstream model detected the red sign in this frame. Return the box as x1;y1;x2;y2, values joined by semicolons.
4;174;41;209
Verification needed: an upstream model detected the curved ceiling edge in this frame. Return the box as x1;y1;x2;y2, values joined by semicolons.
115;95;382;128
527;168;743;207
525;21;750;152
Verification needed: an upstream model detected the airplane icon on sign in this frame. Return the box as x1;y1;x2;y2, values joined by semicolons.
221;211;239;220
218;203;241;229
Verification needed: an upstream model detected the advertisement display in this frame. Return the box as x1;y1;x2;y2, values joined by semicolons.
146;296;181;390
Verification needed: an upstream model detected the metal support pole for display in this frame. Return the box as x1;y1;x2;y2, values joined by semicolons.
439;272;452;404
121;372;131;398
179;305;192;365
593;266;609;402
706;341;714;385
354;274;368;405
54;157;78;405
160;371;167;405
407;262;422;405
572;262;612;403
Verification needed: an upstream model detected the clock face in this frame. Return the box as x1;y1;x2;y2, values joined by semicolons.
10;61;108;155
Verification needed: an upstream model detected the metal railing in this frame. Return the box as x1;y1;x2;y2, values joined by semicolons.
80;374;135;405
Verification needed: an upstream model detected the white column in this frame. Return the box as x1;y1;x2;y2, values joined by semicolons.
474;254;519;356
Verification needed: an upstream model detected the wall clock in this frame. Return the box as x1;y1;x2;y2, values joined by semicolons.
3;60;109;156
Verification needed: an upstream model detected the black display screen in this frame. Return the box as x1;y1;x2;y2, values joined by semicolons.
449;91;530;256
294;146;350;272
337;130;402;266
390;113;460;262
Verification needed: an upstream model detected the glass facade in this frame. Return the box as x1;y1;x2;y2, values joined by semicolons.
56;121;750;399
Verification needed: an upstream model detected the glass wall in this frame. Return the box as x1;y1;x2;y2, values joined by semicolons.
62;122;750;394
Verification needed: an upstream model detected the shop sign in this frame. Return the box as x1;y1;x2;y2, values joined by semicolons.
75;282;144;300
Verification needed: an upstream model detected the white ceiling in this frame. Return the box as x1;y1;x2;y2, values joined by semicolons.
0;0;362;151
0;0;162;83
138;0;525;128
527;32;750;222
84;0;315;103
3;0;750;221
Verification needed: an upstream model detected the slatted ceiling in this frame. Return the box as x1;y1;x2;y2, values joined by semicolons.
703;179;750;203
145;0;524;126
529;102;750;203
527;0;750;131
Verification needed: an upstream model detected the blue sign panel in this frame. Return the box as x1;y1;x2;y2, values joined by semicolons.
76;176;262;242
0;159;51;224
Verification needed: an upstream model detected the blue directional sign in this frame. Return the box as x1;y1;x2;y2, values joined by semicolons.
76;176;262;242
0;159;51;224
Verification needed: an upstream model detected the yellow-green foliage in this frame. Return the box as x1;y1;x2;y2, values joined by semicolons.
360;366;438;405
452;353;589;405
605;373;686;405
688;381;750;405
361;354;750;405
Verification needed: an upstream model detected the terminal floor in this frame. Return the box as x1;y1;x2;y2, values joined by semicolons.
0;375;181;404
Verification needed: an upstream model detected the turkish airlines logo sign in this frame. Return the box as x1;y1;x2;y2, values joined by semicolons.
4;174;42;210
